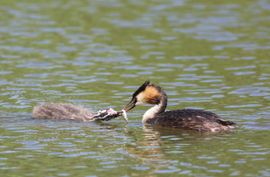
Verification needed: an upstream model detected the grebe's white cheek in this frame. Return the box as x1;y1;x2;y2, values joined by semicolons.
136;101;144;105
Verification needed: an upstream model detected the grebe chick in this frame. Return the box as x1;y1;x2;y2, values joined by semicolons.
124;81;236;132
32;103;123;121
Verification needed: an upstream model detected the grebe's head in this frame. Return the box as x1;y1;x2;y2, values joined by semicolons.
124;81;163;112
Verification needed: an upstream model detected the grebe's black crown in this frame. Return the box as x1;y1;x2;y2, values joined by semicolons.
132;80;150;97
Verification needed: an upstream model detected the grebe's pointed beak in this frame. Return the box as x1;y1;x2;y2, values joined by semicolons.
124;98;136;112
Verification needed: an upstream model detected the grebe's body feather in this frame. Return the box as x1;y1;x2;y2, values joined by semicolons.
150;109;235;132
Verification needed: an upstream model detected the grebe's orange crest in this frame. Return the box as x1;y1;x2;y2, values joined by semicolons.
137;85;161;104
124;81;163;111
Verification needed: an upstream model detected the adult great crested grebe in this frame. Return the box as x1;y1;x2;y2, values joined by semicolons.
124;81;236;132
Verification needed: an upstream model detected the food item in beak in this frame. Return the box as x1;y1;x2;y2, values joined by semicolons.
122;109;128;122
94;108;128;123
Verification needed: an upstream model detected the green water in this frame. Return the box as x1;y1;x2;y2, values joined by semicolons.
1;0;270;176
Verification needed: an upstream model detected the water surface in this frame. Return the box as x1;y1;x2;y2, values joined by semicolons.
0;0;270;176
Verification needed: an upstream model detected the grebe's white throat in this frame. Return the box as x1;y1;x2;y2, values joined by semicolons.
142;103;163;123
142;95;167;124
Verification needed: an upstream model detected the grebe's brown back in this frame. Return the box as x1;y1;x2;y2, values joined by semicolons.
123;81;236;132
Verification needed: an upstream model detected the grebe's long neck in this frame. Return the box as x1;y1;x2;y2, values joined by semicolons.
142;91;167;124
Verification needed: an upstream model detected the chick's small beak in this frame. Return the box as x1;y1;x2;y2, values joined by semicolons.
124;98;136;112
